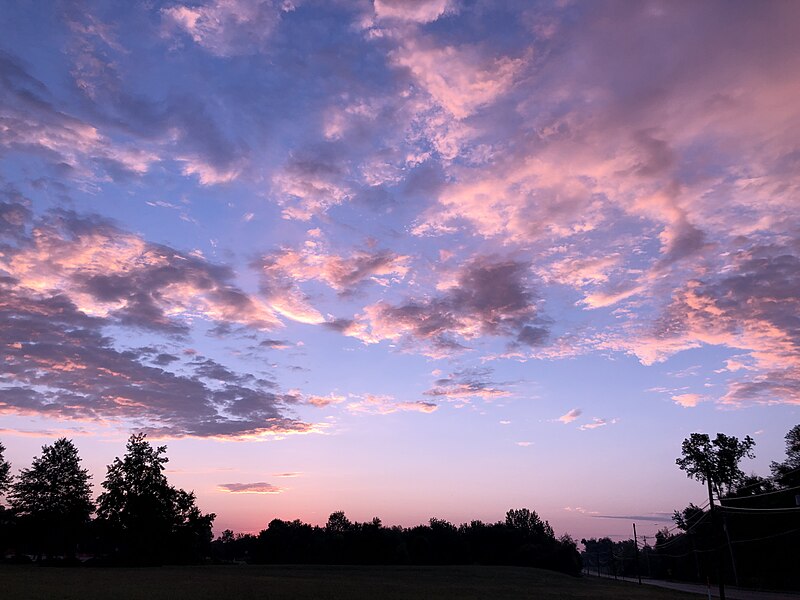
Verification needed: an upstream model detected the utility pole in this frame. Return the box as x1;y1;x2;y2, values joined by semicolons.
707;477;726;600
643;535;652;577
720;507;740;586
633;523;642;584
689;529;702;581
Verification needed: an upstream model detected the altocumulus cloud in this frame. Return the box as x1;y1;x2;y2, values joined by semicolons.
0;200;315;439
1;0;799;435
344;256;549;356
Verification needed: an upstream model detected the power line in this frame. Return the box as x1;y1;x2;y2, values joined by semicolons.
729;528;800;545
720;483;800;502
655;521;706;549
658;499;710;537
726;465;800;494
654;507;711;549
656;544;723;559
721;505;800;514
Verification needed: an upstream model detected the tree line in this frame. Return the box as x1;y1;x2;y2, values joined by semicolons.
210;508;580;574
0;434;580;574
0;434;214;565
581;424;800;591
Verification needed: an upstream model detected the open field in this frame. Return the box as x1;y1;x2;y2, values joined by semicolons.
0;564;700;600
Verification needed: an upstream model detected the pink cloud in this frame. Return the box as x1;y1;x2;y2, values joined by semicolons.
272;163;352;221
180;157;242;185
306;393;346;408
425;367;512;401
219;482;283;494
344;256;548;355
259;244;409;292
579;418;617;431
391;40;527;120
558;408;582;424
374;0;454;24
671;393;704;408
542;255;621;288
608;245;800;406
255;243;410;326
163;0;289;57
346;394;438;415
2;212;282;332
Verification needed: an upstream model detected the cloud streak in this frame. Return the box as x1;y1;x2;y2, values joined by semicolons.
219;482;284;494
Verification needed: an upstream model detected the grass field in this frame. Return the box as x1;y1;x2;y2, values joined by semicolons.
0;564;699;599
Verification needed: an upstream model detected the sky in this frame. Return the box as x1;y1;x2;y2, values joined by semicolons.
0;0;799;542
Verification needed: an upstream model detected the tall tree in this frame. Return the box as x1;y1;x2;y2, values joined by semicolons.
0;440;10;500
9;438;93;558
0;439;10;555
770;424;800;488
676;433;756;498
676;432;755;597
97;433;214;563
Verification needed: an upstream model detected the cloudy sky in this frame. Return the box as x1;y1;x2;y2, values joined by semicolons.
1;0;798;540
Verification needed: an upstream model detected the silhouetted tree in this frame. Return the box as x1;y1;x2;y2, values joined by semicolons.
258;518;318;563
665;427;800;590
9;438;93;559
212;529;257;563
0;440;10;499
217;508;580;575
325;510;353;534
676;432;755;498
505;508;553;538
0;440;12;558
770;424;800;488
727;473;776;498
672;502;706;531
96;433;214;564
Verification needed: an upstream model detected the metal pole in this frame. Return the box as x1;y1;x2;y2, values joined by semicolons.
707;478;726;600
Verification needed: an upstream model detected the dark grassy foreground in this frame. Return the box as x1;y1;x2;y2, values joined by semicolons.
0;564;698;600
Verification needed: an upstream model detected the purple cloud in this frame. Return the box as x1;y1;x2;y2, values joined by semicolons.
218;482;283;494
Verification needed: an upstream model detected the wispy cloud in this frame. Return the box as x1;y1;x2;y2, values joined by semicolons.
346;394;438;415
558;408;582;424
163;0;291;57
425;367;512;401
579;418;618;431
219;482;284;494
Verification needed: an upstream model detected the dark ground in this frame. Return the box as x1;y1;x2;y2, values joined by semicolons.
0;564;701;599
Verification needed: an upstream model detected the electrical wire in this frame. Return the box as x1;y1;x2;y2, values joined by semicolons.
719;483;800;502
729;528;800;545
657;499;710;537
721;505;800;514
724;465;800;494
655;544;722;559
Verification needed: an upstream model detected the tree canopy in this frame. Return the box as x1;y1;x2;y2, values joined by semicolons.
675;432;755;497
8;438;93;557
9;438;93;521
505;508;554;538
770;424;800;487
96;433;214;564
